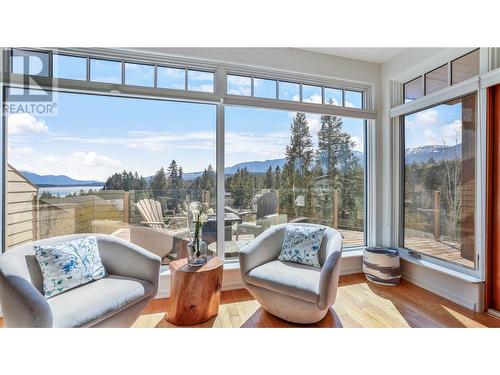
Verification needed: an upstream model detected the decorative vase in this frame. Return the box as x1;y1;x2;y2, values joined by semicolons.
187;238;208;266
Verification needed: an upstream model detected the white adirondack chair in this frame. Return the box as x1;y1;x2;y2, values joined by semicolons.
136;199;189;238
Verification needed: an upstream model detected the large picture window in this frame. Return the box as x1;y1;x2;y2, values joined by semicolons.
224;107;366;259
5;88;217;265
402;93;476;269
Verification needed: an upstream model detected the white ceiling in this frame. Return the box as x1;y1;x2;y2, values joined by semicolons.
300;48;406;64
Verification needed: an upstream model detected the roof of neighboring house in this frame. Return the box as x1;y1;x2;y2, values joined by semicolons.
7;163;39;190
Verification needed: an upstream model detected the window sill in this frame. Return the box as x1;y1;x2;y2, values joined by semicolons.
398;249;482;284
159;249;364;275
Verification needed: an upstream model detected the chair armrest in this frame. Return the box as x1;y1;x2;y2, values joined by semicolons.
0;255;53;327
97;235;161;295
238;225;284;276
237;222;262;230
140;221;166;226
318;230;343;310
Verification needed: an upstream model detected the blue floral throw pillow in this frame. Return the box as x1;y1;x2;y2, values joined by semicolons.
34;236;107;298
278;225;326;268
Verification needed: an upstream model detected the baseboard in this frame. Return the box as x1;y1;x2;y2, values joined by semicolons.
339;253;363;275
400;259;483;312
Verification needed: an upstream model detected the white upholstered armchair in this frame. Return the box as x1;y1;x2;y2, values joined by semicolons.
239;223;343;324
0;234;161;328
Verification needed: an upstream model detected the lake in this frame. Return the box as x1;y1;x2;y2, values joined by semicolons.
40;185;104;197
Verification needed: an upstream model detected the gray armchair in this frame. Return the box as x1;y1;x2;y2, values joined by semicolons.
0;234;161;328
239;223;342;324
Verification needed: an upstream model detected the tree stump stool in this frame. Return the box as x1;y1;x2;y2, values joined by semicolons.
167;256;223;326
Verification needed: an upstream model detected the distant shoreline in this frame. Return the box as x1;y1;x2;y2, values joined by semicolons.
36;183;104;188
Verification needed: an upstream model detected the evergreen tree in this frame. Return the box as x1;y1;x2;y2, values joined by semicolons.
264;166;273;189
316;114;361;225
150;167;167;198
274;166;281;189
228;167;254;208
166;160;185;212
282;112;314;217
201;164;216;191
104;170;147;191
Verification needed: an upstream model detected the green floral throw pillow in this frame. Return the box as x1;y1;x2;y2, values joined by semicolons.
34;236;107;298
278;225;326;268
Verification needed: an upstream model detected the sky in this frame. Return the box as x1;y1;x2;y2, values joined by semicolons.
404;100;464;149
7;89;365;181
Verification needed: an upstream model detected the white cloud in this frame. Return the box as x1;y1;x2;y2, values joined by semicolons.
71;151;122;168
228;76;251;96
8;145;35;159
7;113;48;134
303;93;322;104
33;151;122;180
225;131;289;163
441;119;462;145
423;128;440;145
351;136;363;152
307;114;321;136
189;84;214;92
51;131;216;153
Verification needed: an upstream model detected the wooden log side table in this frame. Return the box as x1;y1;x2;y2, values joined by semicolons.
167;256;224;326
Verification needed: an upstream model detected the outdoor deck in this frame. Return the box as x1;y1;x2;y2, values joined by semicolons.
405;236;474;268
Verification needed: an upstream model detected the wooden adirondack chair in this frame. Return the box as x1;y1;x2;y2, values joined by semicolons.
136;199;189;238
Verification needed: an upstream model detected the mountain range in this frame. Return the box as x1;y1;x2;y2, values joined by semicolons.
405;144;461;164
18;171;104;187
19;145;459;186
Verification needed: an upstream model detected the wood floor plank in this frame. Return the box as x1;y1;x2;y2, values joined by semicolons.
3;273;500;328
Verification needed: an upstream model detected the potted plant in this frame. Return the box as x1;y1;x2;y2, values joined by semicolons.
187;209;208;266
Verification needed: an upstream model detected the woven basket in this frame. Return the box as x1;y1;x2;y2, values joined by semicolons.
363;247;400;286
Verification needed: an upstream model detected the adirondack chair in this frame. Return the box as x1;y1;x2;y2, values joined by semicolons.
136;199;190;238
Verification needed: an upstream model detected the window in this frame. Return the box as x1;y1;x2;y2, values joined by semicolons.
90;59;122;84
53;55;87;80
4;88;217;264
157;67;185;90
345;90;363;108
11;49;49;77
402;93;477;269
452;49;480;85
187;70;214;92
227;75;251;96
253;78;276;99
302;85;322;104
324;88;343;106
425;64;448;95
279;81;300;101
124;63;154;87
224;107;365;259
404;76;424;103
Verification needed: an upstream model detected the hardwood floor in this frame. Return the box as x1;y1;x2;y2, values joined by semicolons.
2;274;500;328
133;273;500;328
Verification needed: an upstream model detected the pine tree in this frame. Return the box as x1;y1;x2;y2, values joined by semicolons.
264;166;273;189
229;167;254;208
167;160;181;211
151;167;167;198
282;112;314;217
274;166;281;189
316;114;361;226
